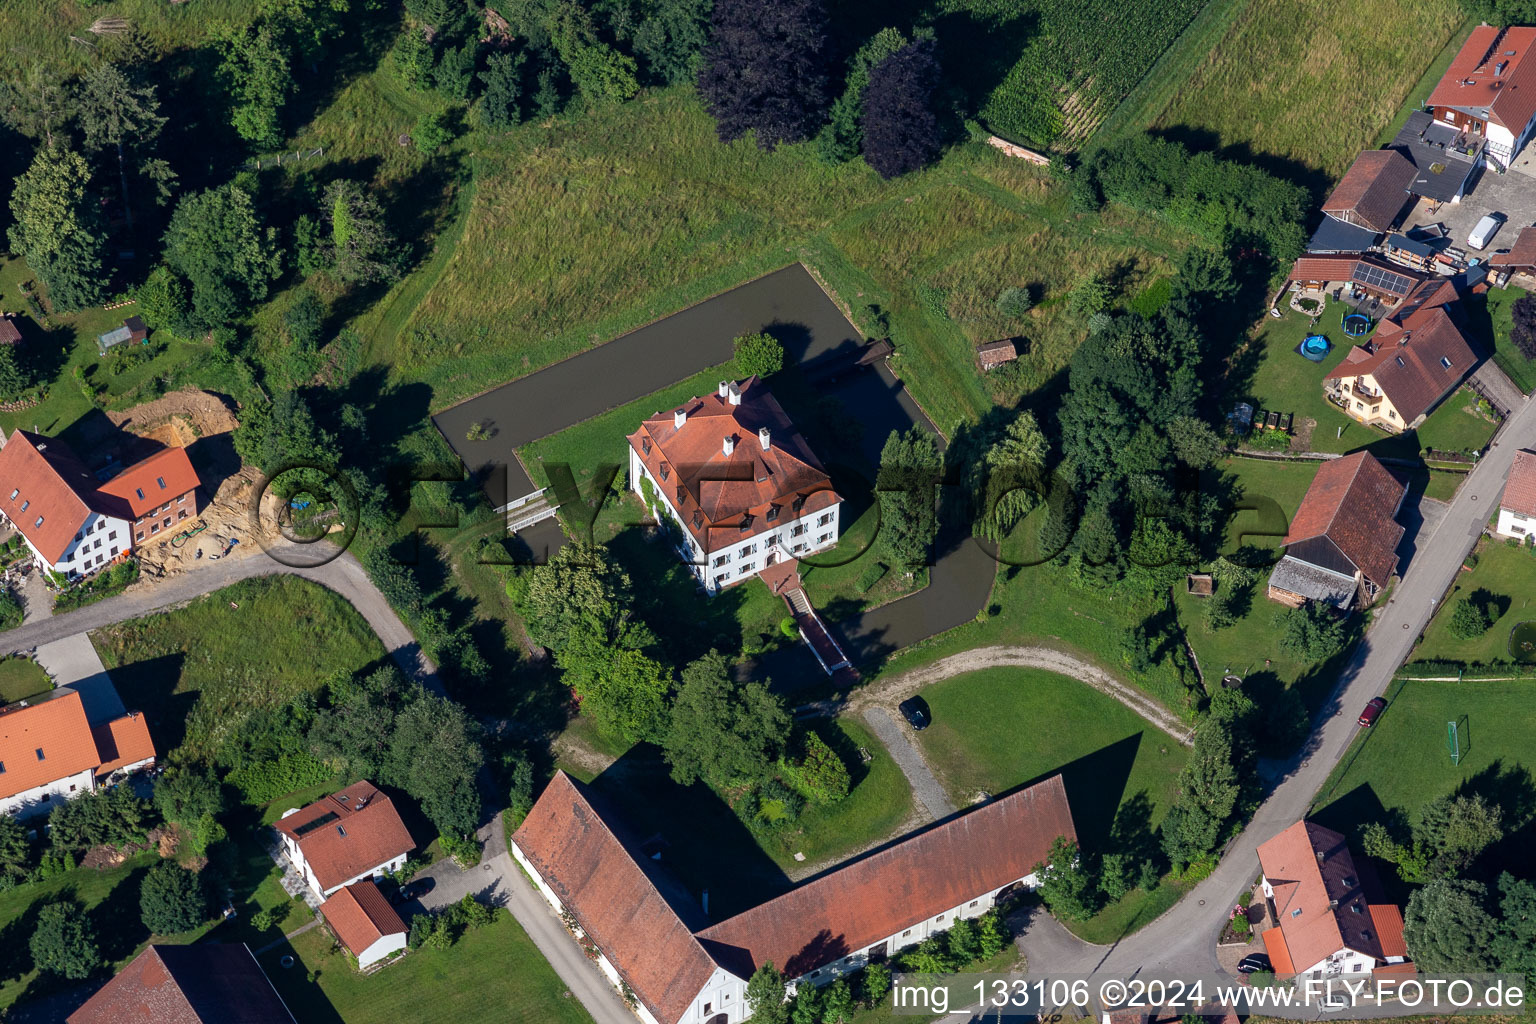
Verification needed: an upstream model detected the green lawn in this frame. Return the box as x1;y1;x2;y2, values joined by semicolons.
91;576;386;759
559;716;913;918
261;911;594;1024
911;667;1189;943
1474;285;1536;396
0;656;51;704
1312;677;1536;890
1411;539;1536;666
1237;305;1498;459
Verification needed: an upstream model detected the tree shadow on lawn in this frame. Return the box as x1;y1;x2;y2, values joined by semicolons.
259;938;347;1024
105;652;194;757
588;745;791;923
1456;758;1536;879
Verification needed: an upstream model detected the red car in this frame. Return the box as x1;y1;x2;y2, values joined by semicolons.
1357;696;1387;727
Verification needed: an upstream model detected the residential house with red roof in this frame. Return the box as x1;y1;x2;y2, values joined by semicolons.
626;377;842;595
1490;226;1536;279
68;943;296;1024
1267;452;1407;611
273;781;415;900
512;770;1075;1024
1496;448;1536;539
1427;25;1536;169
0;430;201;579
0;316;22;347
320;879;409;969
1324;279;1478;431
1256;821;1410;979
1320;150;1417;234
0;689;157;819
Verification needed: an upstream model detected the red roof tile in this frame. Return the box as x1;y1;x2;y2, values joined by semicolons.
1327;296;1476;424
1261;926;1297;976
1257;822;1392;974
512;771;720;1024
696;775;1076;979
1490;226;1536;270
273;781;414;892
1321;151;1416;232
67;943;296;1024
0;431;97;564
0;689;100;801
1283;453;1405;591
92;712;156;774
1369;903;1408;959
97;447;200;519
1429;26;1536;134
627;378;841;552
1503;449;1536;518
0;318;21;345
321;880;407;958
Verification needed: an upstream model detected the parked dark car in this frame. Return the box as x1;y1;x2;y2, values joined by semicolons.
898;697;930;731
395;877;436;903
1357;696;1388;727
1237;953;1272;974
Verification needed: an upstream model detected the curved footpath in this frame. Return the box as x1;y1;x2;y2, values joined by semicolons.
0;544;440;693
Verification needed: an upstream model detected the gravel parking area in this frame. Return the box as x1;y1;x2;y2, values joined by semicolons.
1402;164;1536;251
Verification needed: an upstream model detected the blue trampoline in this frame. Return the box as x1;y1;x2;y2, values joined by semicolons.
1343;313;1372;337
1299;334;1331;362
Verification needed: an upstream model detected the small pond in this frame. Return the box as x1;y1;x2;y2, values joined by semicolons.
1509;620;1536;663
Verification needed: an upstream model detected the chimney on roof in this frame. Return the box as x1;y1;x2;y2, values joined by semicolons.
758;427;771;451
723;435;736;456
1317;850;1326;862
728;382;742;406
718;381;729;398
674;408;687;429
1496;61;1508;76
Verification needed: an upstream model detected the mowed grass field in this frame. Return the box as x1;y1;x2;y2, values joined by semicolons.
92;576;385;759
1146;0;1464;179
263;912;595;1024
1412;539;1536;666
912;667;1190;941
403;87;1194;430
1313;677;1536;883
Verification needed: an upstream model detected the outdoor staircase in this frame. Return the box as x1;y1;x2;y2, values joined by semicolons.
784;587;812;616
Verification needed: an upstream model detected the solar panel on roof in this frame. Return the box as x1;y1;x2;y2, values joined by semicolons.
1351;262;1414;294
293;811;340;837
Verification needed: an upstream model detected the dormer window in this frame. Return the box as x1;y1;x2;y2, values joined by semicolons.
692;511;703;529
659;463;670;481
766;504;780;522
739;514;754;532
792;495;805;514
641;437;652;455
676;485;686;505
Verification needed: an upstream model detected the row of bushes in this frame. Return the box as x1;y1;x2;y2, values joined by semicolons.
1399;660;1536;679
53;560;139;613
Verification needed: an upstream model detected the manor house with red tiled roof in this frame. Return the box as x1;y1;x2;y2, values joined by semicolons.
1427;25;1536;169
626;377;841;594
511;770;1074;1024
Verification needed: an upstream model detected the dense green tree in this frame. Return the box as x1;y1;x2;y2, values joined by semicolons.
1494;872;1536;977
507;755;536;826
946;916;980;962
1279;601;1347;663
0;814;31;880
973;411;1048;543
630;0;712;85
546;1;640;102
732;332;784;378
573;646;672;743
820;979;855;1023
0;345;32;402
1449;596;1495;639
284;290;325;351
216;24;293;148
863;961;892;1004
697;0;832;149
76;63;166;230
1034;836;1098;922
162;184;282;328
154;764;224;826
8;146;108;311
789;983;822;1024
30;900;100;980
414;110;455;152
320;179;402;285
511;542;652;652
1415;793;1503;877
259;0;356;59
860;38;942;179
995;285;1032;318
140;862;210;935
745;961;789;1024
435;40;479;99
387;693;485;836
815;27;906;163
48;787;153;851
393;27;438;90
0;63;72;148
664;649;789;785
1404;878;1499;972
235;389;340;479
136;265;192;336
1203;587;1238;631
1170;416;1226;469
788;730;850;803
877;427;941;571
476;50;528;129
309;665;416;778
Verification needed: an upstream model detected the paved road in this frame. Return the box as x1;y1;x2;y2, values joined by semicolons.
1014;391;1536;981
861;707;956;822
416;814;635;1024
0;544;440;693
